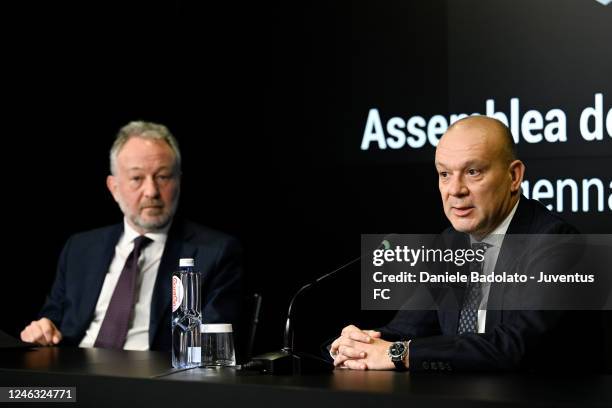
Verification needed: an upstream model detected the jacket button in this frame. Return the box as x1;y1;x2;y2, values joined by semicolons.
422;361;430;370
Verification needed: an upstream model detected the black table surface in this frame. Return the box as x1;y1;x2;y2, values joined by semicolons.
1;347;611;407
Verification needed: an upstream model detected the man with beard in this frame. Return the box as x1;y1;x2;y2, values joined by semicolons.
21;121;242;351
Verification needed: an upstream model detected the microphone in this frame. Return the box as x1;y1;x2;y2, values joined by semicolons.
244;236;393;374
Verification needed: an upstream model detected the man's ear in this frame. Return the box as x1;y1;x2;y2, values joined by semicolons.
509;160;525;193
106;175;119;203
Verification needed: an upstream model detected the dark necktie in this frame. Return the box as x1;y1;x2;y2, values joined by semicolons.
457;242;492;335
94;235;152;349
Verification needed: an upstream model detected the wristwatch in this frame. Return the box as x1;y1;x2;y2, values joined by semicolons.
388;341;409;371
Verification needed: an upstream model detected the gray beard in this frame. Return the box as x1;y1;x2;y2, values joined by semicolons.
118;195;179;233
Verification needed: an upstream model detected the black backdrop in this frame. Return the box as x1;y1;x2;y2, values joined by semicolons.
3;0;611;358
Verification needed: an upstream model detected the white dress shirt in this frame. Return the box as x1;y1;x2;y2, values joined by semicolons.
471;198;520;333
79;219;169;350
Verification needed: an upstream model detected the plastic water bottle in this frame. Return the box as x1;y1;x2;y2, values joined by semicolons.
172;258;202;368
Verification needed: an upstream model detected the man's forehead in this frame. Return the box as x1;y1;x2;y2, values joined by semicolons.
439;121;501;152
123;163;173;172
118;138;175;160
436;136;488;161
118;152;176;168
120;149;174;162
116;142;176;174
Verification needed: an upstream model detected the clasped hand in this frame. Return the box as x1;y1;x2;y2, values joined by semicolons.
330;324;398;370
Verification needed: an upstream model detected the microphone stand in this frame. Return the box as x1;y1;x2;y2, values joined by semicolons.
248;257;361;375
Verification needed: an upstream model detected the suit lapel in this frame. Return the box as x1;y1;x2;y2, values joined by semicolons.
438;232;470;335
441;197;535;333
485;196;534;330
79;224;123;334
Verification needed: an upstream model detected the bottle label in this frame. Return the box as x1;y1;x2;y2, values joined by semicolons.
172;275;184;312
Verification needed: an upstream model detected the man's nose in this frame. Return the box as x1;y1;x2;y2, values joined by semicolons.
447;175;468;197
143;176;161;198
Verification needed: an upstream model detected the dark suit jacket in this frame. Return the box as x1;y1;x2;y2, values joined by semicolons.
380;196;603;372
39;218;243;351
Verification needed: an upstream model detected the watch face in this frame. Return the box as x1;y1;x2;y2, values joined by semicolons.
389;342;406;358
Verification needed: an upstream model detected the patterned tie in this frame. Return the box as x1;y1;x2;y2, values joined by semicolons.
94;235;152;349
457;242;492;335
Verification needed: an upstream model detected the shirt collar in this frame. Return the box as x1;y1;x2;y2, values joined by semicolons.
470;197;520;248
122;218;171;246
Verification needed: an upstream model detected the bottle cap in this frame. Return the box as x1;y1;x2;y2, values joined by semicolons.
179;258;195;267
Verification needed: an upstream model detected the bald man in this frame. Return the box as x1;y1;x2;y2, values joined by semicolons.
330;116;598;372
